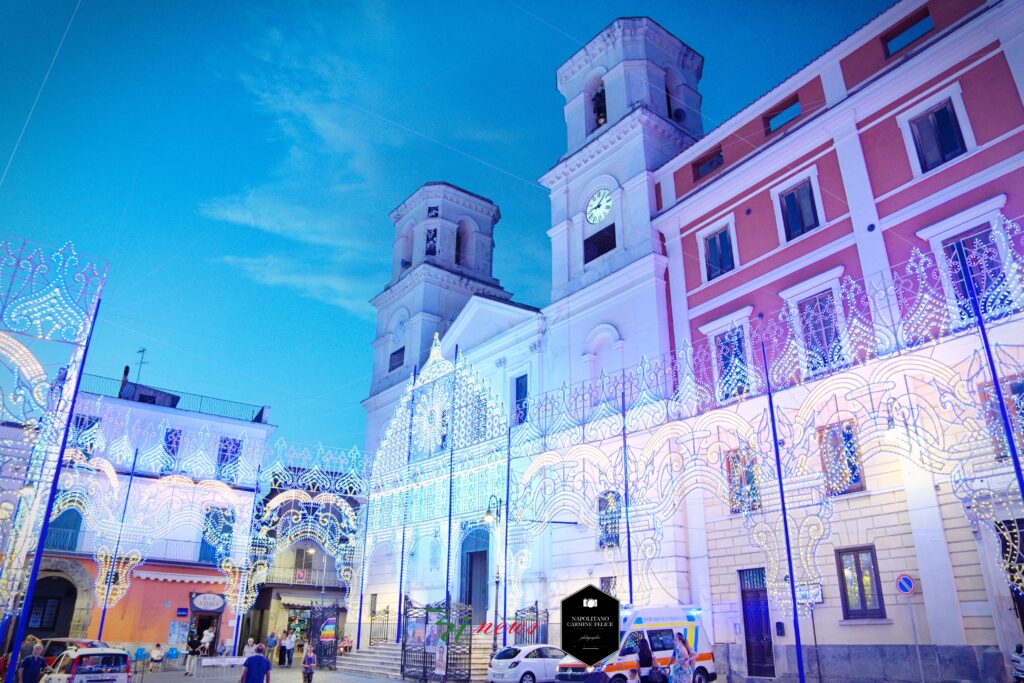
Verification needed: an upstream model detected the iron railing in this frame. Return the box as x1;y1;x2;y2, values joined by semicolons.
79;374;267;423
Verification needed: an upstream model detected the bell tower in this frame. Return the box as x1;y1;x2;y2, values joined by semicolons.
542;17;704;301
367;182;511;398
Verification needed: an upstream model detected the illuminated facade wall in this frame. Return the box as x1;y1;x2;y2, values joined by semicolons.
360;1;1024;680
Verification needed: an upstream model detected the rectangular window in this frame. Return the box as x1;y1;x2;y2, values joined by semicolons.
647;628;675;653
725;449;759;514
216;437;242;482
779;179;820;241
513;374;528;425
942;227;1012;321
714;328;749;401
704;227;735;281
389;347;405;372
910;99;966;172
370;594;378;615
71;414;100;452
836;546;885;619
797;290;845;375
598;491;621;549
28;598;60;630
883;9;933;57
600;576;616;597
764;97;801;134
425;228;437;256
160;428;182;475
583;224;616;264
692;148;724;181
818;420;863;495
199;507;232;564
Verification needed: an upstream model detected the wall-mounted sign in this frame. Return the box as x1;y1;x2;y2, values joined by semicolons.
190;592;226;613
177;608;189;617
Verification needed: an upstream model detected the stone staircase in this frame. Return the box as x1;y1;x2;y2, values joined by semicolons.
334;642;403;679
333;635;498;682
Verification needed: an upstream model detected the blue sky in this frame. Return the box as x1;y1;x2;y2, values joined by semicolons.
1;0;893;448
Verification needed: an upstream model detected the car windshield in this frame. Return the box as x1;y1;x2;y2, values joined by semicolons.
494;647;520;660
75;654;127;673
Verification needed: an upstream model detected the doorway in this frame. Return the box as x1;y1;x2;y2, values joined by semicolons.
739;568;775;677
27;577;77;638
189;612;221;651
459;528;489;624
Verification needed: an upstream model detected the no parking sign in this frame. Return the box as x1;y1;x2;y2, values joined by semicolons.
896;573;917;596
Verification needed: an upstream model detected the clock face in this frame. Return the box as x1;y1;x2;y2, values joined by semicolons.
586;189;613;224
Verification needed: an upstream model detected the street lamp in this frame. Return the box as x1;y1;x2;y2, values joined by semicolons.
484;495;502;525
492;567;501;657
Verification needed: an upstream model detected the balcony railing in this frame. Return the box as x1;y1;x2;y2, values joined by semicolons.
262;567;345;588
79;374;268;423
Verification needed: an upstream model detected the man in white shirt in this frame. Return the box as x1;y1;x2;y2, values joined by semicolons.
242;639;257;658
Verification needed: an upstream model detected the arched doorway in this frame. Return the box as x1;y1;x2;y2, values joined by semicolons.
27;577;77;638
459;528;489;624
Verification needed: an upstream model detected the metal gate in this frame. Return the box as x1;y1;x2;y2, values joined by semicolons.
369;605;393;646
309;603;341;670
513;602;548;646
401;598;473;681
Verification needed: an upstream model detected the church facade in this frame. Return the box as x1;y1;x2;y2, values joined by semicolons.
360;1;1024;680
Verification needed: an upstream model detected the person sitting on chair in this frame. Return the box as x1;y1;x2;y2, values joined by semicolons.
149;644;165;673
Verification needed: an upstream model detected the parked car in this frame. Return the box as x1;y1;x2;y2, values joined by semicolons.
555;605;716;683
488;644;567;683
42;647;130;683
41;640;108;666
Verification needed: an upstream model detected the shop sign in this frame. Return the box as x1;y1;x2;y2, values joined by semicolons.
190;592;226;613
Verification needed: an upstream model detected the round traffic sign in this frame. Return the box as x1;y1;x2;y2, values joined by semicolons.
896;573;916;596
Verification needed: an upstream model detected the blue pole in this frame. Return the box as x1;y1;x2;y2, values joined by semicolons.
954;242;1024;505
395;366;418;644
354;492;372;651
4;298;100;683
620;385;634;604
443;347;460;614
232;458;265;655
501;425;511;647
97;446;140;640
756;314;805;683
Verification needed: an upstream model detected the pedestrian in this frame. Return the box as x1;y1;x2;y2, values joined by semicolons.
284;633;295;667
242;639;257;658
301;647;316;683
149;644;166;673
637;633;653;678
17;644;48;683
667;632;695;683
239;644;271;683
184;633;202;676
276;635;287;667
216;641;228;657
265;632;277;661
19;636;41;660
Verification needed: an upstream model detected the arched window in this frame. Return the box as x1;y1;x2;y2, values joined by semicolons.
455;230;463;265
400;226;414;271
584;72;608;134
598;491;621;548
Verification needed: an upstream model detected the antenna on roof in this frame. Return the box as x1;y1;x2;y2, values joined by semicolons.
135;347;148;384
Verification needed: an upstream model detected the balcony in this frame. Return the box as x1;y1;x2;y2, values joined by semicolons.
261;567;346;589
79;374;270;424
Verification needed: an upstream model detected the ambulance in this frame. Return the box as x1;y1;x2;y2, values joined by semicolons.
555;605;716;683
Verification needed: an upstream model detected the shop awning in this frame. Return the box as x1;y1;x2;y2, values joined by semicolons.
279;595;318;608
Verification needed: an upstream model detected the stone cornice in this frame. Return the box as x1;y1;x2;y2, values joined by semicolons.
556;17;703;90
370;262;511;309
389;182;500;225
540;105;694;188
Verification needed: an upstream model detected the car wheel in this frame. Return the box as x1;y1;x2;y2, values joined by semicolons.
692;668;709;683
519;673;536;683
611;676;628;683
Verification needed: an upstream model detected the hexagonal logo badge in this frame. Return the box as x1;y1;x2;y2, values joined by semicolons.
560;584;620;666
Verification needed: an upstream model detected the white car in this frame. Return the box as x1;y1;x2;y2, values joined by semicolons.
42;647;131;683
488;644;568;683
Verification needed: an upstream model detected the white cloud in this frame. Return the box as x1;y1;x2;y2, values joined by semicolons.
220;254;376;318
